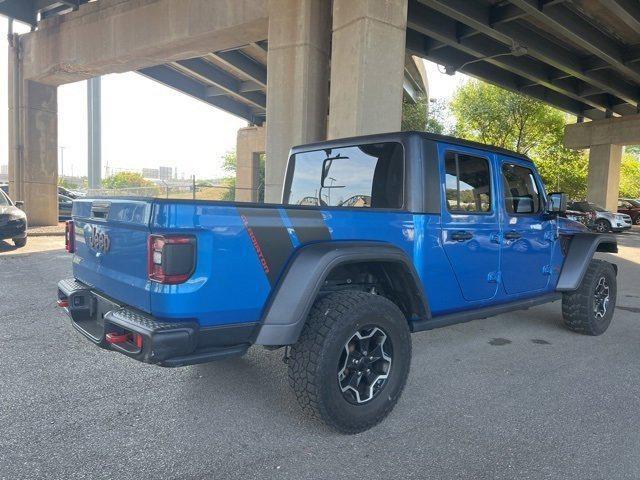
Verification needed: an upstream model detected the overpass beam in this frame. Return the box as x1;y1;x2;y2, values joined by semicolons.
264;0;331;202
8;35;58;226
328;0;409;138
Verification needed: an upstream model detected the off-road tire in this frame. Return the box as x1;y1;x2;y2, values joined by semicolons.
594;219;611;233
13;237;27;248
288;291;411;434
562;259;617;335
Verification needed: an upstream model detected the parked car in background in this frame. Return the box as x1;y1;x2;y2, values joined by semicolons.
59;186;86;199
618;199;640;225
0;189;27;248
564;208;593;229
568;201;631;233
59;195;73;220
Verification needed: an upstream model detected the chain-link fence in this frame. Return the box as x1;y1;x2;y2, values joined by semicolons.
87;184;239;201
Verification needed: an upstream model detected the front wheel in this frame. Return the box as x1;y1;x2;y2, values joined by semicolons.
288;291;411;434
12;237;27;248
634;216;640;226
594;219;611;233
562;259;617;335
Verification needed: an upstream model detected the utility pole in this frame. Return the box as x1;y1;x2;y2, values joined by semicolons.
59;146;66;179
87;77;102;189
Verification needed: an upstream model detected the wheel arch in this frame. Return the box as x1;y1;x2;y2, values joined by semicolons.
557;233;617;291
254;241;430;346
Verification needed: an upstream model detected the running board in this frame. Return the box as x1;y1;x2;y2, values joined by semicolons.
411;293;561;333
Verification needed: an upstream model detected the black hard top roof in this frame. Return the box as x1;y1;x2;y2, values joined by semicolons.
290;131;532;162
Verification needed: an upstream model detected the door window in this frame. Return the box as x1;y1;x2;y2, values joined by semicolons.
444;152;492;213
502;164;541;214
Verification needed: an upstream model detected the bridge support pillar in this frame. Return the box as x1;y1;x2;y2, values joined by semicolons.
236;125;266;202
586;144;623;212
264;0;331;203
328;0;408;138
8;35;58;226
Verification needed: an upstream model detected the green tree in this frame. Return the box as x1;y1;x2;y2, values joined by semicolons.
620;152;640;198
219;150;265;202
402;95;448;134
450;80;588;198
102;171;154;189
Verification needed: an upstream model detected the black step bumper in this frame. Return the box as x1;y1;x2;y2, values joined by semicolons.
57;278;255;367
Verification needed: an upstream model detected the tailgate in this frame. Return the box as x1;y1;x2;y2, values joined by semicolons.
72;198;153;313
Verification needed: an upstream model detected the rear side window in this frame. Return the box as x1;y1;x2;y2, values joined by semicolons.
502;163;541;214
445;152;492;213
285;143;404;209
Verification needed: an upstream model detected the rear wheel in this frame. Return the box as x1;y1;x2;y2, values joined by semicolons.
12;237;27;248
288;291;411;434
634;215;640;226
562;259;617;336
594;219;611;233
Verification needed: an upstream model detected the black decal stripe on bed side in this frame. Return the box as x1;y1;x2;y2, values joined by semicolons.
285;208;331;244
238;207;294;286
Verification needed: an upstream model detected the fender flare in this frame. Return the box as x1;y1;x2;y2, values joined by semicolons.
254;241;430;346
556;233;617;291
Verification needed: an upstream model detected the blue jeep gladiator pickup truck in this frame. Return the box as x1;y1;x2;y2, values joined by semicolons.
58;132;618;433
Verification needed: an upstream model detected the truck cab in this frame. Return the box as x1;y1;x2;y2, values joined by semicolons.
58;132;618;433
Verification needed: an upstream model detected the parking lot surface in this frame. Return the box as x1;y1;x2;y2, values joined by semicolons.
1;229;639;479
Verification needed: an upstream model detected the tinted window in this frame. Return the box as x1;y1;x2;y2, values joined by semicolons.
445;152;492;213
285;143;404;209
502;164;541;214
0;191;10;207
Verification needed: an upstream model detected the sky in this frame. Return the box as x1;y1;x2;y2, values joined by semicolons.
0;18;466;181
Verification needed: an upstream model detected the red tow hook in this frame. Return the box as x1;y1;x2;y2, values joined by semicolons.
105;332;143;348
57;299;69;308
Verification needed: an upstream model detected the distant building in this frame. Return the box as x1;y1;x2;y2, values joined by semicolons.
0;164;7;183
142;166;173;181
159;166;173;181
142;168;160;179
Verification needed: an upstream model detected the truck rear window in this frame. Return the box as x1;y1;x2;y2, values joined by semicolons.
284;142;404;209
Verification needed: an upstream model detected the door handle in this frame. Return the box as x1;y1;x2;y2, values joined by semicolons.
504;231;522;240
451;231;474;242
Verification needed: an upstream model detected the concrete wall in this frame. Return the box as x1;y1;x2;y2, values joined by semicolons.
328;0;408;138
264;0;331;202
236;125;266;202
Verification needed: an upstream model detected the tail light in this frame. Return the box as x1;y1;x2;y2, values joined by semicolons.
65;221;75;253
148;235;196;284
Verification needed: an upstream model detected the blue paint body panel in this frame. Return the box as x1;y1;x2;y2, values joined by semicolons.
69;136;587;332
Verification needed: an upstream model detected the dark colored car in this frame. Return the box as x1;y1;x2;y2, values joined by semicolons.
0;189;27;248
59;195;73;220
618;199;640;225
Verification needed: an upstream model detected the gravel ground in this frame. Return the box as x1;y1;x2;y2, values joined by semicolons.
1;229;639;480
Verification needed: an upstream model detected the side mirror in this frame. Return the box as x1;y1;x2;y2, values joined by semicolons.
15;201;24;209
547;192;567;214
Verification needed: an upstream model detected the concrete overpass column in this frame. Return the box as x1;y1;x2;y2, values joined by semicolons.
236;125;266;202
328;0;408;139
264;0;331;202
8;36;58;226
586;144;623;212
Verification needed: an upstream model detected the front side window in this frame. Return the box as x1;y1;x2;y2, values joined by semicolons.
502;163;541;214
285;142;404;209
445;152;492;213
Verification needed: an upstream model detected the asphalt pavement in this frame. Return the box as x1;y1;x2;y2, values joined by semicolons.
1;229;639;479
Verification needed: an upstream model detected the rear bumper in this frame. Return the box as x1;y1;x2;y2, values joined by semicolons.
57;278;256;367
